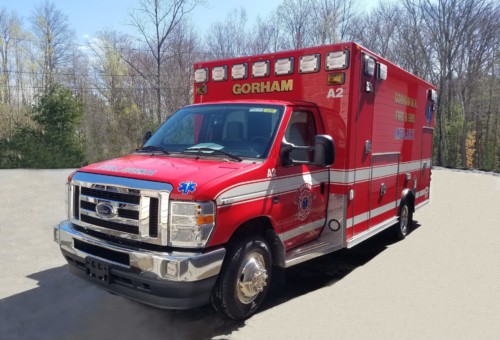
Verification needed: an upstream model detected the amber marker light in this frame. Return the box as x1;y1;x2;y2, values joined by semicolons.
327;72;345;85
196;85;207;95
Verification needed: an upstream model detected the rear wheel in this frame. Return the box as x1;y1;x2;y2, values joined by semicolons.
212;236;272;320
394;201;413;240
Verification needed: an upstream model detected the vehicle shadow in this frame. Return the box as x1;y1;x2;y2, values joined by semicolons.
0;222;420;340
262;222;422;312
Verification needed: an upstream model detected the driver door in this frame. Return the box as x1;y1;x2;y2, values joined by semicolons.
276;109;329;250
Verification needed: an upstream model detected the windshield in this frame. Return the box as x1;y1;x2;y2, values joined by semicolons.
144;104;284;159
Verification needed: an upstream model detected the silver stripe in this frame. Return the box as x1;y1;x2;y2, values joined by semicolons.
279;218;326;242
416;188;428;198
330;158;432;184
372;164;399;178
347;199;400;228
347;216;399;248
217;170;329;205
217;158;431;204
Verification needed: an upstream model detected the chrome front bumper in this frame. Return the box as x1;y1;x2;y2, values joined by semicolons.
54;221;226;309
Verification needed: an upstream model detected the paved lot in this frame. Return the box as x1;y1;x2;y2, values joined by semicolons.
0;168;499;339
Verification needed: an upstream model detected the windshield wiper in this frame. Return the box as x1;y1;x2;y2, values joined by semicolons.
136;145;170;155
182;147;242;162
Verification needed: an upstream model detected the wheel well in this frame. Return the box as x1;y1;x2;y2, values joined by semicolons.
400;189;415;214
227;217;285;268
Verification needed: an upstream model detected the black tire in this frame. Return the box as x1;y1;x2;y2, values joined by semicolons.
393;201;413;240
211;236;272;320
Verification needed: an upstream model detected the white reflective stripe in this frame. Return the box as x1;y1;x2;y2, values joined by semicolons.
416;188;427;198
329;158;432;184
330;169;355;184
372;164;399;178
216;170;329;205
355;168;371;182
275;171;329;194
346;199;400;228
400;160;423;172
279;218;326;241
217;157;431;204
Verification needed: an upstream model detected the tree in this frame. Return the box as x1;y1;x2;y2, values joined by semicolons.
126;0;202;123
205;8;249;59
30;0;74;89
5;84;85;168
276;0;314;50
310;0;358;45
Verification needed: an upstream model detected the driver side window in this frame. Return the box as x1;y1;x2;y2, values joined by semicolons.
284;111;317;162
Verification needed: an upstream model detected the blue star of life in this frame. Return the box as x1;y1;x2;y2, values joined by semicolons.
178;181;197;194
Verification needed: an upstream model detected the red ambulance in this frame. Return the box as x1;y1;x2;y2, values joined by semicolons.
54;42;436;320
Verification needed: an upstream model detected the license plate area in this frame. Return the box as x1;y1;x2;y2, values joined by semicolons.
85;257;111;283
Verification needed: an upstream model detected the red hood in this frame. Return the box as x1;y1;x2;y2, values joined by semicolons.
79;154;259;200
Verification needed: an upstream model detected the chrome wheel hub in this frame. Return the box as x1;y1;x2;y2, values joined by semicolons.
236;252;268;304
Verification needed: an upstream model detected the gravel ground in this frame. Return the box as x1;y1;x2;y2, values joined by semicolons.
0;168;499;340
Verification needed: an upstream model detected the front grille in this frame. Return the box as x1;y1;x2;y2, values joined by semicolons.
149;198;159;237
81;187;140;204
81;214;139;235
71;173;168;244
80;201;140;220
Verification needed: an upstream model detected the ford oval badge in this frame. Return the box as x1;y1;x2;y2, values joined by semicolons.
95;202;116;219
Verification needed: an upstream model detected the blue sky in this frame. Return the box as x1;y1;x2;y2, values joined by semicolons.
1;0;294;43
2;0;376;44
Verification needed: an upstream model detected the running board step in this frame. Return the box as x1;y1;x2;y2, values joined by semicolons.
284;240;343;268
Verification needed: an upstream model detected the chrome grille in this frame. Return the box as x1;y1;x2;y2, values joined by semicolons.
70;172;172;246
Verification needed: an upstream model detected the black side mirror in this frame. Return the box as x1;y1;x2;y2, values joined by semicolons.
143;131;152;145
280;140;294;166
313;135;335;166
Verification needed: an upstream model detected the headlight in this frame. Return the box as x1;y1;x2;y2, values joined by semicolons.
169;201;215;248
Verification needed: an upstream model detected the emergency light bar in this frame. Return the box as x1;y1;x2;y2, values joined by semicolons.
364;56;376;77
212;66;227;82
326;51;349;70
299;54;320;73
429;89;438;102
275;57;294;76
194;68;208;83
252;61;270;78
232;63;248;80
377;63;388;80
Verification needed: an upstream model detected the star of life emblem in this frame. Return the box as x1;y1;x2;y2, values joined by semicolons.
295;183;316;221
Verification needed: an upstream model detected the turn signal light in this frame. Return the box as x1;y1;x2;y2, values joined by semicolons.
327;73;345;85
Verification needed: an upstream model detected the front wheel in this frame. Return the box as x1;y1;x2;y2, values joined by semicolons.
211;237;272;320
393;201;413;240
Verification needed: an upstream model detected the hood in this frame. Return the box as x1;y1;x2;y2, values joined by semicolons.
79;154;259;200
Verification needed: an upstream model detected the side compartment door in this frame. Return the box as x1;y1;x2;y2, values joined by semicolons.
369;153;400;228
276;109;329;250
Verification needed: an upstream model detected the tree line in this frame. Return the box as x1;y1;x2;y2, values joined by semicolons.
0;0;498;170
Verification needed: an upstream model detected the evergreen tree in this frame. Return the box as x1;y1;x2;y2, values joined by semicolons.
2;84;85;168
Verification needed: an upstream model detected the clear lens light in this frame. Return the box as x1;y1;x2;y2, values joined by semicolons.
169;201;215;248
194;68;208;83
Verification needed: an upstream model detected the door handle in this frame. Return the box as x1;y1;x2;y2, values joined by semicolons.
272;196;279;204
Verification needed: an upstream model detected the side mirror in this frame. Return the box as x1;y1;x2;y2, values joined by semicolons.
143;130;152;145
280;140;294;167
281;134;335;167
313;135;335;166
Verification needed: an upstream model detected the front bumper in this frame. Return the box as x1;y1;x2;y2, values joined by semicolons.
54;221;226;309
